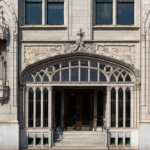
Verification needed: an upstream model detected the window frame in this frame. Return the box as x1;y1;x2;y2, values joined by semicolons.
25;0;42;25
95;0;113;25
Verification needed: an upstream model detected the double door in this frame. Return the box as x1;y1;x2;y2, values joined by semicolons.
65;90;93;130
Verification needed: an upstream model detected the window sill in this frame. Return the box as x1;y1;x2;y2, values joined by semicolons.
20;25;68;29
93;25;140;29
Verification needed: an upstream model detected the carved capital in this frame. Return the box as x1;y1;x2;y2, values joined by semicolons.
107;86;111;91
13;34;18;41
141;33;146;41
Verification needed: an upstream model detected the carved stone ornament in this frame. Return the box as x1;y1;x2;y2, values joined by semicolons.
0;85;9;105
0;10;8;41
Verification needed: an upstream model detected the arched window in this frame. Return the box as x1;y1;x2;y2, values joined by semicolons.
97;91;103;126
126;88;130;127
111;88;116;127
36;88;41;127
118;75;123;82
126;75;131;82
43;88;48;127
43;75;49;82
118;88;123;127
55;91;61;127
110;74;116;82
28;88;34;127
27;74;34;82
36;75;41;82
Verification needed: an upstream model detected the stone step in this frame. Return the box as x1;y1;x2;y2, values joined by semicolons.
54;131;105;135
54;138;105;142
54;134;105;139
52;146;108;149
53;142;106;147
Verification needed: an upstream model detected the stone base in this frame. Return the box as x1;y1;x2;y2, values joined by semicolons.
139;123;150;150
0;121;19;150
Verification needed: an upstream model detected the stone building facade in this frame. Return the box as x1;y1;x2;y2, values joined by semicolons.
0;0;150;150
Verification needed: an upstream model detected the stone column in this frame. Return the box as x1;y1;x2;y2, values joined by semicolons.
22;86;26;128
106;86;111;128
49;86;53;128
131;86;134;128
41;87;43;128
116;87;118;128
34;87;36;128
133;86;137;128
0;57;3;85
123;87;126;128
94;90;97;131
137;84;140;128
42;0;46;25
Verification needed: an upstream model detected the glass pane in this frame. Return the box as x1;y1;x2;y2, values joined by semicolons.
90;61;97;68
118;88;123;127
81;60;88;66
69;93;76;126
61;62;69;68
47;3;64;24
83;93;90;125
118;138;123;145
126;88;130;127
125;138;130;145
111;88;116;127
36;138;41;145
96;2;112;24
52;72;60;81
100;72;107;81
81;68;88;81
126;75;131;82
43;75;49;82
25;3;42;24
62;70;69;81
110;74;116;82
40;72;44;76
97;91;103;126
90;69;97;81
28;138;33;145
36;75;41;82
122;71;126;76
44;138;49;145
27;74;34;82
36;88;41;127
114;71;119;76
71;68;78;81
43;88;48;127
100;64;106;70
28;88;33;127
71;60;78;66
54;64;60;70
118;75;123;82
117;3;134;25
111;138;115;145
55;91;61;127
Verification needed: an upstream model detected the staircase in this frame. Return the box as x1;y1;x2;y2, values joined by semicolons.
53;131;107;149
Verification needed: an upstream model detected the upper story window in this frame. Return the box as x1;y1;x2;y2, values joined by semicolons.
96;0;112;25
25;0;42;25
47;0;64;25
117;0;134;25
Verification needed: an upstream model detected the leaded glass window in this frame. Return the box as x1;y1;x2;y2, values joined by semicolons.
47;0;64;25
28;88;34;127
27;74;34;82
43;75;49;82
71;68;78;81
126;75;131;82
43;88;48;127
126;88;130;127
81;68;88;81
52;72;60;81
111;88;116;127
71;60;78;66
36;75;41;82
62;70;69;81
96;0;112;25
36;88;41;127
118;88;123;127
117;0;134;25
25;0;42;25
110;74;116;82
81;60;88;66
90;69;97;81
118;75;123;82
100;72;107;81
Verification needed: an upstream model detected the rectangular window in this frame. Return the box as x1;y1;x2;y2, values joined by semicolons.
44;138;49;145
47;0;64;25
25;0;42;25
28;138;33;145
96;0;112;25
117;0;134;25
36;138;41;145
125;138;130;145
118;138;123;145
110;138;115;145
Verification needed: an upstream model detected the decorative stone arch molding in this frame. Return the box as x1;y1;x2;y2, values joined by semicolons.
0;0;18;106
20;52;140;86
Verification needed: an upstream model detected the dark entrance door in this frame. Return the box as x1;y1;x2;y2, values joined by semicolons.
65;90;93;131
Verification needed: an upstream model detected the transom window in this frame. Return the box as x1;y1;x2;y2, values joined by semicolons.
26;60;132;83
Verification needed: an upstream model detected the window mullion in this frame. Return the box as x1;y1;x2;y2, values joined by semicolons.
41;88;43;128
113;0;117;25
42;0;46;25
116;87;118;128
123;87;126;128
34;87;36;128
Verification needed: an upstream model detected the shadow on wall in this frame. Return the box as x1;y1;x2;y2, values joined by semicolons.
20;129;28;149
